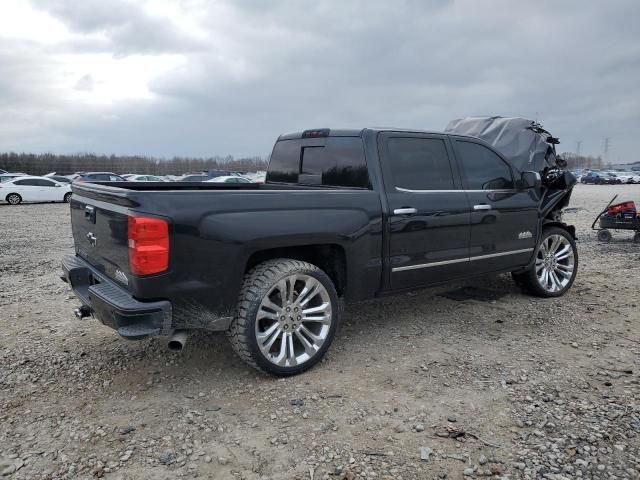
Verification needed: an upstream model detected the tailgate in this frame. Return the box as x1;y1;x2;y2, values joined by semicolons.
70;193;132;288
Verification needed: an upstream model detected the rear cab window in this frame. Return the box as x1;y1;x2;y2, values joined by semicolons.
266;136;370;188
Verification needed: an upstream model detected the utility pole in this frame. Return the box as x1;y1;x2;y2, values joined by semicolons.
603;137;610;162
576;140;582;156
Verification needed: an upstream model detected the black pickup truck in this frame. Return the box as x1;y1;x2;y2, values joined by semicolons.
62;118;578;375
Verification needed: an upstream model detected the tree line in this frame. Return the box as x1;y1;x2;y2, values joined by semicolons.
0;152;268;176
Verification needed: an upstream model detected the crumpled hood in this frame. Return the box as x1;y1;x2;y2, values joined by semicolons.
445;116;560;173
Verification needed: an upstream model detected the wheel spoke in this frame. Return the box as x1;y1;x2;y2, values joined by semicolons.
549;235;561;254
286;332;297;366
286;276;297;303
540;269;549;288
302;304;331;324
275;280;288;307
257;307;279;320
299;325;323;344
302;302;330;316
274;331;288;365
261;297;283;315
555;246;573;261
296;278;320;307
257;322;279;341
555;264;573;276
295;330;318;356
261;325;282;352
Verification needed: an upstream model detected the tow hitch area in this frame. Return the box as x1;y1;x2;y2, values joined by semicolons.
74;305;92;319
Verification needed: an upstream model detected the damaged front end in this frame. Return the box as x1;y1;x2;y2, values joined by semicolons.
445;116;577;234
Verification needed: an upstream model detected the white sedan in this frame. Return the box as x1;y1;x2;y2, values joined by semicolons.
1;176;72;205
205;175;252;183
124;174;167;182
616;172;640;184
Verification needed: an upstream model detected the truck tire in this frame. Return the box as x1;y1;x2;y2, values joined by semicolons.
227;258;340;376
512;226;578;298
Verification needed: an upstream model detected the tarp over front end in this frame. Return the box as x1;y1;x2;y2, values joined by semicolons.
445;116;560;173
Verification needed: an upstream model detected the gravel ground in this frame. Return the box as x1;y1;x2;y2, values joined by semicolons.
0;184;639;480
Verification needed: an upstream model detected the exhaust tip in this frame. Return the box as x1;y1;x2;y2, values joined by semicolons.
167;339;184;351
167;330;188;352
74;306;92;319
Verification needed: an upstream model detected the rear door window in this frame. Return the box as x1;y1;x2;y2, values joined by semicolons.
386;137;456;190
14;179;39;186
36;179;56;187
454;141;514;190
267;137;369;188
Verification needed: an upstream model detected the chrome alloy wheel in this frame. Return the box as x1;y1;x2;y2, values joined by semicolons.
255;274;332;367
535;234;575;293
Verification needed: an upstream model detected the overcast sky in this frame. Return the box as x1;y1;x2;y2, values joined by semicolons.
0;0;638;162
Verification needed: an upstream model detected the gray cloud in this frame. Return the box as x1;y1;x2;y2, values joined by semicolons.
0;0;638;162
31;0;205;54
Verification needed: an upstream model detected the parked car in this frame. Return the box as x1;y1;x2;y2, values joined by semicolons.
581;172;605;184
613;172;639;184
179;170;237;182
75;172;128;183
46;175;72;184
178;174;210;182
205;175;252;183
1;176;72;204
600;172;623;184
124;175;167;182
0;169;7;174
62;120;577;376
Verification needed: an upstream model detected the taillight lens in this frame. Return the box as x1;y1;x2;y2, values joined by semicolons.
128;216;169;275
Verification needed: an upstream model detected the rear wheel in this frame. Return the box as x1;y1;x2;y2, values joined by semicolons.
597;229;612;242
6;193;21;205
64;192;72;203
512;227;578;298
228;259;339;376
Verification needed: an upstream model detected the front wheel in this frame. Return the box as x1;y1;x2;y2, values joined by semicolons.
6;193;22;205
64;193;72;203
228;259;339;376
512;227;578;298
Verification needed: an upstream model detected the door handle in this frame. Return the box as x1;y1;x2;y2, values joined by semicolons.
473;204;492;211
85;205;96;223
393;207;417;215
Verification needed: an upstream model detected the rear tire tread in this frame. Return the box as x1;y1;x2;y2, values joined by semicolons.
227;258;338;375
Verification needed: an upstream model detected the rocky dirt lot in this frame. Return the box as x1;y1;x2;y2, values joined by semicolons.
1;184;639;480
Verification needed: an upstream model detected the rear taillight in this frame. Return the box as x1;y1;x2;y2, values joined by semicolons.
128;216;169;275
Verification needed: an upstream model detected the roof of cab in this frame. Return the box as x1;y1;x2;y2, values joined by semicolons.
277;127;474;141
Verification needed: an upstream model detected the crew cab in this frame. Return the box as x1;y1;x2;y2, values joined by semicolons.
61;118;578;375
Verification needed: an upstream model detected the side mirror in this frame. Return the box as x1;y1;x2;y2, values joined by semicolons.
521;171;541;189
